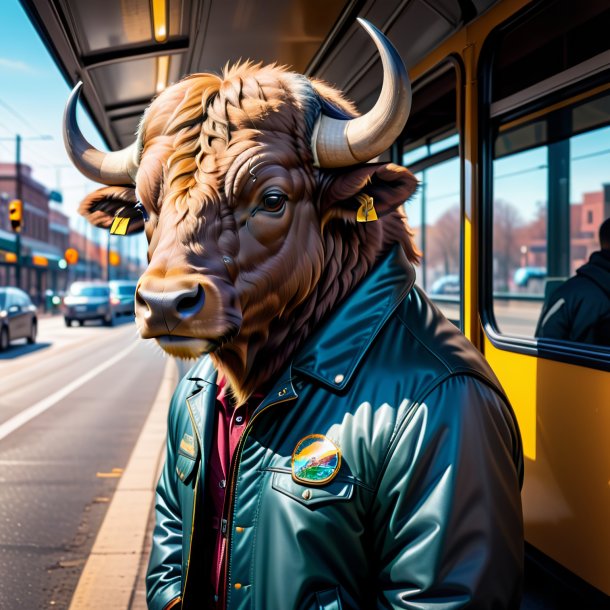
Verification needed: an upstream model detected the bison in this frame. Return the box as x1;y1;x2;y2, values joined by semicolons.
64;20;416;405
64;19;523;610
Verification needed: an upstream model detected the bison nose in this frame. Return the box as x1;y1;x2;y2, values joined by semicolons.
136;284;205;333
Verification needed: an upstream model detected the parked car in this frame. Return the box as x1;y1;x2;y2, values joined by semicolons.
0;287;37;350
109;280;138;318
513;266;546;287
430;274;460;295
63;282;116;327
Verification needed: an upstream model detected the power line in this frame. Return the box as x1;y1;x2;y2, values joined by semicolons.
21;140;58;167
0;96;46;137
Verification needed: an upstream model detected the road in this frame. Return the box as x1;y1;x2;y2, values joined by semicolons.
0;315;170;610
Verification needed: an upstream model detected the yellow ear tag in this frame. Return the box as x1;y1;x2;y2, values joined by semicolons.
110;215;130;236
356;195;378;223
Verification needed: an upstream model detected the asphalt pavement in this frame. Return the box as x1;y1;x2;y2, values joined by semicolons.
0;315;170;610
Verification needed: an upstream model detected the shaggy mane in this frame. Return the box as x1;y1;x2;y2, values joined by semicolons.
135;62;419;404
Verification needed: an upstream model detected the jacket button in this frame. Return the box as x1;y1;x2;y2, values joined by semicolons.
234;583;242;589
302;489;311;500
334;374;344;384
236;526;244;533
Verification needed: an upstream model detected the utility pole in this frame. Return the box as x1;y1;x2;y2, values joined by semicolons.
15;134;22;288
107;231;111;282
0;133;53;290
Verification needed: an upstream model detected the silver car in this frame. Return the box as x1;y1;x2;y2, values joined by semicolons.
63;282;116;327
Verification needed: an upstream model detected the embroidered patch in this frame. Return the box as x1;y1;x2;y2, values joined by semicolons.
292;434;341;485
179;433;196;457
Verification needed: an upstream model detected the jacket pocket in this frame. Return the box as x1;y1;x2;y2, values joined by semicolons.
270;470;353;508
175;453;198;485
316;587;343;610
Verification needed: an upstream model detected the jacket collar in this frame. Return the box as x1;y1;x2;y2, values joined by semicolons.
185;244;416;432
292;245;415;391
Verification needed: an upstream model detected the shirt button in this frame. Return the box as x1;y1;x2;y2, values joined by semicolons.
219;479;226;489
235;415;243;424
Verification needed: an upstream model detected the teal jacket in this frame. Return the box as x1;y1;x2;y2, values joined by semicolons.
146;246;524;610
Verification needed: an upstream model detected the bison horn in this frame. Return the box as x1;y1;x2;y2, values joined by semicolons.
63;82;141;185
311;18;411;168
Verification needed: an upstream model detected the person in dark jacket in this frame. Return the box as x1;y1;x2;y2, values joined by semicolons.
536;217;610;345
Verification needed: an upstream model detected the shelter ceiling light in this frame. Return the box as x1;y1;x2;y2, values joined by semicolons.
151;0;168;42
156;55;170;93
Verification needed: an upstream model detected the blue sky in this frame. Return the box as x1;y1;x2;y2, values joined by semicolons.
0;0;106;237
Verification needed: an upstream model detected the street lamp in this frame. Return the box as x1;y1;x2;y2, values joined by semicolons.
520;245;528;267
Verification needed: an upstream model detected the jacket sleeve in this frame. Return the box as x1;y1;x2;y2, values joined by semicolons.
146;389;184;610
535;293;570;340
373;374;523;610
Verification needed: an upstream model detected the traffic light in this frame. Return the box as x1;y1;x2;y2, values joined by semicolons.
64;248;79;265
8;199;22;233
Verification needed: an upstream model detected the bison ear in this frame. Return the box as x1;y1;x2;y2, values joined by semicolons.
320;163;417;224
78;186;143;235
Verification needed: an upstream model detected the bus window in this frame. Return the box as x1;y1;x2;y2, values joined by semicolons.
493;145;548;337
491;89;610;348
401;65;461;327
487;0;610;352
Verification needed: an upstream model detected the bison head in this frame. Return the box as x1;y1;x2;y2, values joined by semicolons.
64;20;418;404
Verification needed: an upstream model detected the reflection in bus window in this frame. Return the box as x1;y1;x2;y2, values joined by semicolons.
493;147;547;337
404;154;461;326
535;217;610;345
569;126;610;276
492;90;610;346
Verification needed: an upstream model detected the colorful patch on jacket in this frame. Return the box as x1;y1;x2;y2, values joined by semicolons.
292;434;341;485
179;433;196;458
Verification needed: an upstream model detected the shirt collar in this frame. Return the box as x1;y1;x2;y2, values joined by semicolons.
292;245;415;391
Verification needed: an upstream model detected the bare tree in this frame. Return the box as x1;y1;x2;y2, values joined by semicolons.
426;205;461;278
493;199;524;291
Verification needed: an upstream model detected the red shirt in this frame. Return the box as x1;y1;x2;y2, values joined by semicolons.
207;378;263;606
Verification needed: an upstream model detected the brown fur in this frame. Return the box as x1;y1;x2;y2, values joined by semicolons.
79;62;419;405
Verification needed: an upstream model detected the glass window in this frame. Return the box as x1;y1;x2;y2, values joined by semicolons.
402;66;461;326
491;90;610;347
111;283;137;295
492;146;547;337
69;284;109;297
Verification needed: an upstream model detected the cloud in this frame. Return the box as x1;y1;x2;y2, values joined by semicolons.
0;58;37;73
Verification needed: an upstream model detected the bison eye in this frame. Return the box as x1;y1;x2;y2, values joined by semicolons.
261;192;286;214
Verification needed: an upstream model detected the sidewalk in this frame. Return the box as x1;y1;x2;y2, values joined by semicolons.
67;359;178;610
129;492;158;610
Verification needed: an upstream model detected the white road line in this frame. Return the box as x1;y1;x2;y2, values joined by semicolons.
0;342;138;442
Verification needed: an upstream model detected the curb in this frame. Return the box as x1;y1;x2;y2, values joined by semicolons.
68;358;177;610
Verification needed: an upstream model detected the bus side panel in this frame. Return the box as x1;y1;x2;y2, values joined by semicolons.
484;339;610;595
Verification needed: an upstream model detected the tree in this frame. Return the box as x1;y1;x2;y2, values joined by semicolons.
493;199;524;291
426;205;461;278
